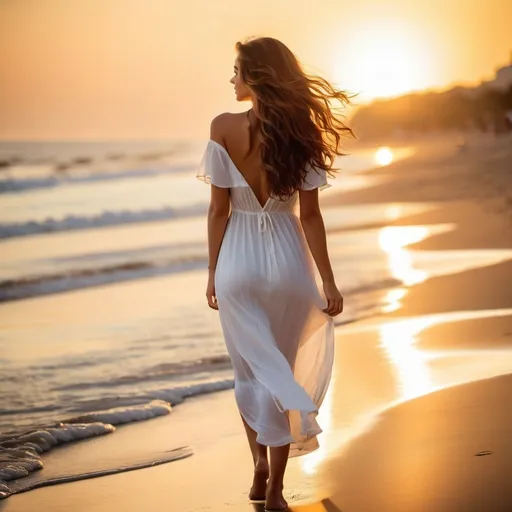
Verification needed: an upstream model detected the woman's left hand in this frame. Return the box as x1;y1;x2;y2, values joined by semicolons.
322;280;343;316
206;270;218;310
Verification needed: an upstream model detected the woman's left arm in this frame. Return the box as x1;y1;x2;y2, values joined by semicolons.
299;188;343;316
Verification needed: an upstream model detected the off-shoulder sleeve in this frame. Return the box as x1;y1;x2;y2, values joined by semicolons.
196;140;245;188
300;163;331;191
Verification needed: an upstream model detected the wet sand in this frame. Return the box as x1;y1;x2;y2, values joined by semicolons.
4;134;512;511
323;373;512;512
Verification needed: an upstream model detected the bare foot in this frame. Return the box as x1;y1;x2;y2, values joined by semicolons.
248;461;269;501
265;485;288;511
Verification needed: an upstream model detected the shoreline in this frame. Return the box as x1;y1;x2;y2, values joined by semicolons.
3;134;512;511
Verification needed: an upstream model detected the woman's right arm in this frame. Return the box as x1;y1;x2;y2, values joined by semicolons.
205;118;231;310
207;185;230;269
298;188;343;316
205;185;230;310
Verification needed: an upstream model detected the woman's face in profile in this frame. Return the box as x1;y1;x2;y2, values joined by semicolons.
230;57;251;102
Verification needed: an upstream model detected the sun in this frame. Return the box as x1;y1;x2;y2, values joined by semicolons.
332;19;432;101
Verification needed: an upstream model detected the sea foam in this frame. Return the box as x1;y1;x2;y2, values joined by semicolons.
0;400;172;499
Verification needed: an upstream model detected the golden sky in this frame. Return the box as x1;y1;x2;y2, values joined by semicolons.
1;0;511;140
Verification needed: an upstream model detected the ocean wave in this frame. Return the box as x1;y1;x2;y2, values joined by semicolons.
0;378;234;499
0;422;116;493
0;401;170;499
0;164;195;194
0;204;206;240
0;252;207;302
0;379;235;423
52;356;233;391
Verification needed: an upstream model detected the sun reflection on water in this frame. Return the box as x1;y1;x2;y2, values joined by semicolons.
382;288;408;313
378;308;512;402
375;147;394;166
379;225;430;289
379;317;437;400
378;223;458;311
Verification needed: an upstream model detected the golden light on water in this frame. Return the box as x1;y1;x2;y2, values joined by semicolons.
375;147;394;166
379;226;430;287
379;308;512;402
382;288;408;313
378;222;457;313
379;317;436;401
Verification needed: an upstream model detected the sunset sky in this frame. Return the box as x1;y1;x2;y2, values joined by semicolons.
1;0;511;140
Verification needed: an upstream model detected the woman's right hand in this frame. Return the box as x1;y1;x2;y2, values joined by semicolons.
206;269;218;310
322;280;343;316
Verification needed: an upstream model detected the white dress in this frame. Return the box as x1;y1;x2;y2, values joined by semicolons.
197;139;334;457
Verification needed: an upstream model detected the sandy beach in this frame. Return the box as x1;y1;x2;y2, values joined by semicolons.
3;133;512;512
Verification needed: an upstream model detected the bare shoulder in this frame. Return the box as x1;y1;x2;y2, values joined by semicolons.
210;112;248;148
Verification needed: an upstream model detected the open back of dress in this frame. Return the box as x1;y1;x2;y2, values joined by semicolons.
198;139;334;456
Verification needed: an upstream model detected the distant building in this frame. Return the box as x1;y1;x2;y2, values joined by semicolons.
505;111;512;132
483;52;512;91
472;57;512;96
492;65;512;91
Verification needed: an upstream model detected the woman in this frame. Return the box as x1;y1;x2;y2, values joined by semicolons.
197;36;351;511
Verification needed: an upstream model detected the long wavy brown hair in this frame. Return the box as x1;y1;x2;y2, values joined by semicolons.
235;36;354;199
